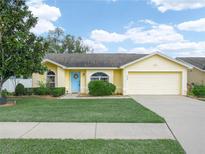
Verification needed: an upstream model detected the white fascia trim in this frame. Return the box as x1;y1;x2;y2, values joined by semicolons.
42;59;66;69
65;67;119;70
120;52;193;69
43;59;119;70
127;70;182;73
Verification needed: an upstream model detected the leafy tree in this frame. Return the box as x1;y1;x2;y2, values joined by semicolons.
46;27;64;53
0;0;48;96
46;28;91;53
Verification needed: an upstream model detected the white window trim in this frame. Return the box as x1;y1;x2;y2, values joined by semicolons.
90;73;109;81
47;71;56;87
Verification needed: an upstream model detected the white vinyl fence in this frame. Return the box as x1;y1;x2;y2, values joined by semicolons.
2;78;32;92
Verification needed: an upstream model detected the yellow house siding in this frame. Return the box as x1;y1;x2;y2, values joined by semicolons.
188;68;205;85
113;70;123;94
123;55;187;95
80;70;86;94
32;73;45;87
45;62;57;73
32;62;58;88
65;70;70;92
56;66;65;87
125;55;186;71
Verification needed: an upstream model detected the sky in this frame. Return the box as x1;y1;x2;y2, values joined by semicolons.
27;0;205;57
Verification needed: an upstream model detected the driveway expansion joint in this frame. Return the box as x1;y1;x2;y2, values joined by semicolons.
94;122;97;139
19;122;40;138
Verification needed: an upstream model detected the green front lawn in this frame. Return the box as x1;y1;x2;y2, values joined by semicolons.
0;98;164;122
0;139;184;154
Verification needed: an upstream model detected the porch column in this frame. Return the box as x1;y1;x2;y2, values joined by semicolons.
122;69;128;95
56;66;65;87
182;70;187;95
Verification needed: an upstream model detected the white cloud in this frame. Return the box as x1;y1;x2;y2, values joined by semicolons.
116;41;205;57
124;21;135;29
157;41;205;51
139;19;158;25
31;19;56;34
117;47;154;54
150;0;205;12
106;0;118;2
177;18;205;32
83;39;108;53
88;19;205;56
90;29;127;43
27;0;61;34
156;41;205;56
126;24;184;44
90;23;183;44
117;47;128;52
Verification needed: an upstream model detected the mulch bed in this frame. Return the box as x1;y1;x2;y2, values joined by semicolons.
0;101;16;107
7;95;56;99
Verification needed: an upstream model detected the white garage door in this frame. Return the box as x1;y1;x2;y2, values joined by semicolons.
127;72;181;95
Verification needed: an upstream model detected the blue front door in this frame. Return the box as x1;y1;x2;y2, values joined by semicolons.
71;72;80;93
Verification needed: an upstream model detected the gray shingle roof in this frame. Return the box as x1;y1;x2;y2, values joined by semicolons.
45;53;148;67
177;57;205;70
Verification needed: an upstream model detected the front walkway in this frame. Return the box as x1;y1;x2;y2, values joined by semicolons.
0;122;173;139
132;95;205;154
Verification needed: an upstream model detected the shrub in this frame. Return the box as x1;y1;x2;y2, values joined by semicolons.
192;85;205;97
50;87;65;97
24;88;34;95
88;80;116;96
33;87;50;95
15;83;25;96
38;81;47;88
21;87;65;97
1;89;9;98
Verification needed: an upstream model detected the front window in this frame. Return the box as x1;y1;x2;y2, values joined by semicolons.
47;71;55;87
90;72;109;81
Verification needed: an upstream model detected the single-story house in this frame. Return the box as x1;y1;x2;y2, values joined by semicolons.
32;52;191;95
177;57;205;85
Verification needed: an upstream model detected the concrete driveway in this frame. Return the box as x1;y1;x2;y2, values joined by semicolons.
132;95;205;154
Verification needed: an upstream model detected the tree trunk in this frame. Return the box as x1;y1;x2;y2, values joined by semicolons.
0;78;7;97
0;81;3;97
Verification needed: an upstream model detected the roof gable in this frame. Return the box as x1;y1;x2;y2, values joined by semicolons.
120;52;191;69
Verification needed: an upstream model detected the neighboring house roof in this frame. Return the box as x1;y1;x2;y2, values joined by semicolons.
44;53;148;67
177;57;205;71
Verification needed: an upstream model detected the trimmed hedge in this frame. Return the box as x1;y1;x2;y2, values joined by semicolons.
192;85;205;97
24;88;33;95
50;88;66;97
33;87;50;95
24;87;65;97
88;80;116;96
1;89;8;98
15;83;25;96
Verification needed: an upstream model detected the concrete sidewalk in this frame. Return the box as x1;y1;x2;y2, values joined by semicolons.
0;122;174;139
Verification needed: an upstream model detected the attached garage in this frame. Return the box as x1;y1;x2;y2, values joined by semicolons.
127;72;181;95
121;53;190;96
